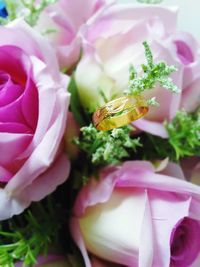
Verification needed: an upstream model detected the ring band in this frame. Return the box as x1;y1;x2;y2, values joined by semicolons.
92;95;149;131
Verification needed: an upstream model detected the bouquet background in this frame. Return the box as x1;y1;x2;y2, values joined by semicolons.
0;0;199;267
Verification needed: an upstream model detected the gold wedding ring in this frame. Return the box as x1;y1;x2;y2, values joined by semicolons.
92;95;149;131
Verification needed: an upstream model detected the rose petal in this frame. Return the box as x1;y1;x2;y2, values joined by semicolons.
0;122;32;133
160;162;185;180
21;77;38;131
181;77;200;112
18;56;67;158
0;72;24;106
0;154;70;221
132;119;168;138
0;132;32;166
149;191;191;267
20;153;70;202
2;20;60;80
6;88;69;194
70;218;92;267
139;191;153;267
0;166;13;182
79;188;147;265
170;217;200;267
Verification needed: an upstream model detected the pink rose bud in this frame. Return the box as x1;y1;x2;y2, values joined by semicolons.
75;5;200;137
0;20;70;220
71;161;200;267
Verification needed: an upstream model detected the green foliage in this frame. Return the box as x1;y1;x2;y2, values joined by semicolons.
140;134;176;161
166;109;200;160
0;201;60;267
74;124;141;166
141;109;200;161
126;42;179;98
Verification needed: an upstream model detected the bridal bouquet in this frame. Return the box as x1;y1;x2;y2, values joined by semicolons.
0;0;199;266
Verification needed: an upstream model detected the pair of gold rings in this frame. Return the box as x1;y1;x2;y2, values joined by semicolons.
92;95;149;131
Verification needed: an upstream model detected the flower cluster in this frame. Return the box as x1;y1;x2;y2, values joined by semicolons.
0;0;199;267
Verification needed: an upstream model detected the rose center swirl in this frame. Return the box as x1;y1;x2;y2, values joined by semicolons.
170;217;200;266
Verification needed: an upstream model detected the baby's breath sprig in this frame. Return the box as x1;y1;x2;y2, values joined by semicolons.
126;42;180;102
74;124;141;166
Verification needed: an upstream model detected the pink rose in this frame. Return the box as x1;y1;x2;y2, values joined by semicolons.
37;0;112;69
71;160;200;267
75;5;200;137
0;20;70;220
